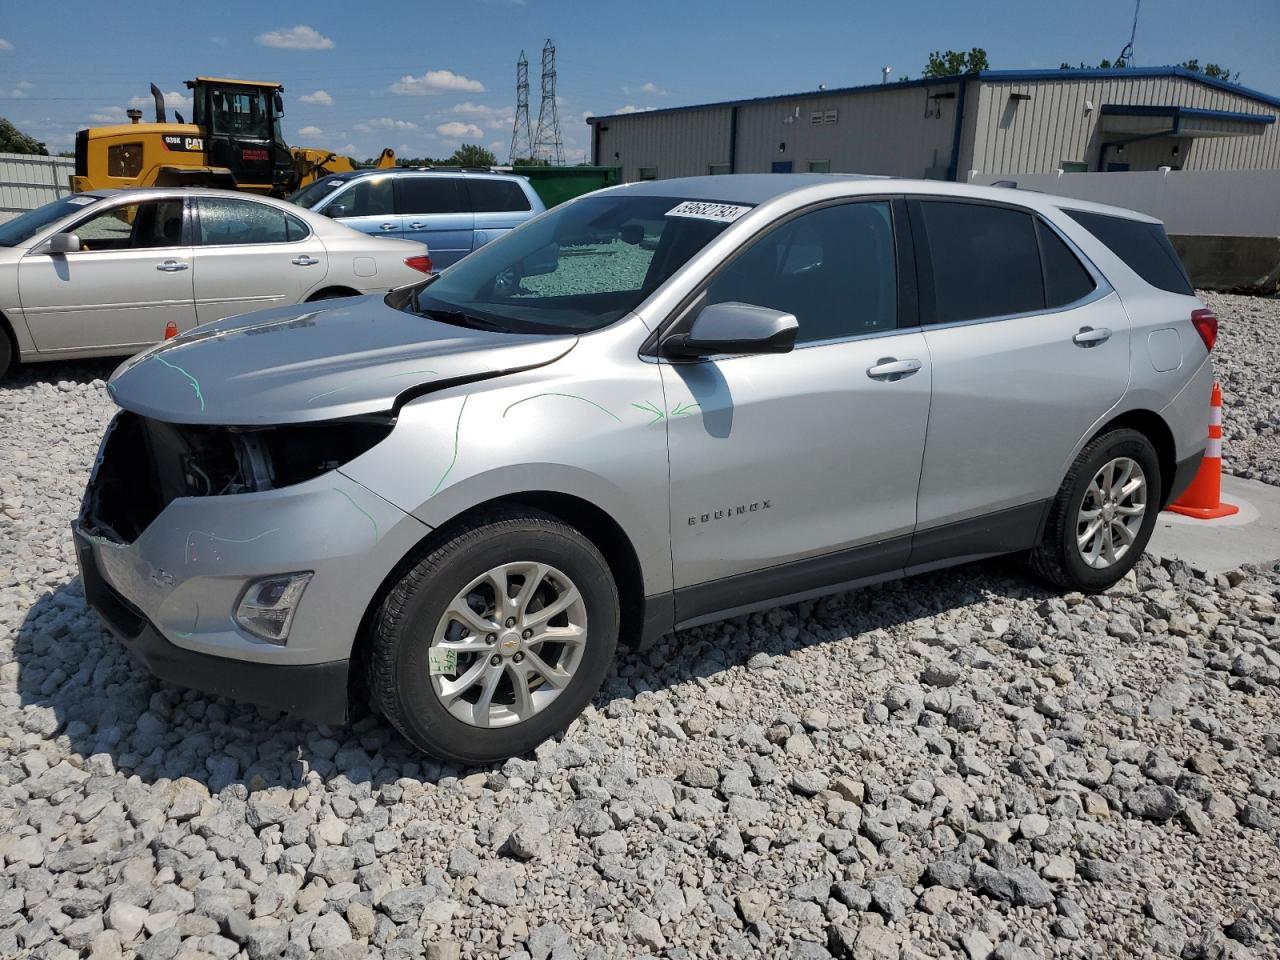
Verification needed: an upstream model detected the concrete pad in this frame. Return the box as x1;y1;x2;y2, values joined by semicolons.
1148;474;1280;575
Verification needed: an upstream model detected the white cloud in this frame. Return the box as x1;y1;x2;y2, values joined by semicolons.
354;117;418;132
451;101;501;117
436;120;484;139
88;106;128;124
255;25;334;50
615;104;654;115
299;89;333;106
298;125;324;137
0;39;12;51
624;82;667;97
210;35;228;46
392;70;485;96
130;90;193;111
342;143;359;153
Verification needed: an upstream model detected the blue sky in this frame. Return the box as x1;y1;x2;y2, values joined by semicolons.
1;0;1277;161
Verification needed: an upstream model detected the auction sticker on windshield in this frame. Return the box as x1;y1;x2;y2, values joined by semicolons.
666;201;752;223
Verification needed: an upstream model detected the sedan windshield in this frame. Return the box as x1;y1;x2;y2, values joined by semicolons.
408;194;747;334
0;194;101;247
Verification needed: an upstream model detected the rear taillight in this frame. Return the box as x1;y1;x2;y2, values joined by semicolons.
1191;308;1218;352
404;255;433;274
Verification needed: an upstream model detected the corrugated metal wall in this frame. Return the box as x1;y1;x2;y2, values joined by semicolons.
594;107;733;182
966;76;1280;174
0;152;75;222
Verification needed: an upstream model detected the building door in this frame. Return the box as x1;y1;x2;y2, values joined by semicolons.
771;161;793;173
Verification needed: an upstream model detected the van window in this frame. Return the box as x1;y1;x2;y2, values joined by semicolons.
1063;209;1192;295
919;201;1043;323
339;177;393;218
1037;219;1096;308
705;201;897;344
467;179;532;213
396;177;468;215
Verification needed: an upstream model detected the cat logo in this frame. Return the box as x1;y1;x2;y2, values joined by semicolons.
161;135;204;152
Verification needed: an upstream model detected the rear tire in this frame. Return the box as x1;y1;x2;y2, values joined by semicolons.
1030;428;1161;593
369;508;619;764
0;325;12;379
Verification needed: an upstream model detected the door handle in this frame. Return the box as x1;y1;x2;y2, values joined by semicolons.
407;222;426;229
379;222;397;231
155;260;188;272
1072;326;1112;347
291;255;320;266
866;357;923;381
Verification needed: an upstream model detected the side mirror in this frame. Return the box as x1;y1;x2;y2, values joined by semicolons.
325;204;347;219
48;233;81;254
662;301;798;359
274;92;285;115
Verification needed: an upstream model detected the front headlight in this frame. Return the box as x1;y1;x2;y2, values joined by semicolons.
235;572;313;643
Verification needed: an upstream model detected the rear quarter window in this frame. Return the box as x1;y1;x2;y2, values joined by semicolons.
1036;219;1097;308
1063;209;1192;295
467;178;532;213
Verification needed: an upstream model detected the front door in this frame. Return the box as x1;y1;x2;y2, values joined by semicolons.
909;199;1131;540
329;175;401;240
190;196;325;324
18;197;195;352
663;200;932;624
395;175;475;268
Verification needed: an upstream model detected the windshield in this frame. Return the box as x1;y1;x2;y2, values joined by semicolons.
409;194;746;334
0;194;101;247
290;177;348;209
209;87;271;140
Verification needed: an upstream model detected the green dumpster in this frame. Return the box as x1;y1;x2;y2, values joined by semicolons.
511;165;622;208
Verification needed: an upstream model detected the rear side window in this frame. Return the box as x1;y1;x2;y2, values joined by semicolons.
396;177;468;215
467;178;532;213
285;213;311;242
196;198;289;245
1037;219;1096;308
1064;209;1192;295
919;201;1043;323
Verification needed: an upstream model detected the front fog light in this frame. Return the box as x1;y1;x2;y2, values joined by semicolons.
235;572;313;643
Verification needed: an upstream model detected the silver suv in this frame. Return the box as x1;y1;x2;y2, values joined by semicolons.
76;175;1215;763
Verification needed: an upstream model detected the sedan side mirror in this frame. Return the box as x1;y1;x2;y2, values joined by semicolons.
325;204;347;219
48;233;82;254
662;301;799;359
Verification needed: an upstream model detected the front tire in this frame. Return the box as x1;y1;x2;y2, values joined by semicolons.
1030;428;1161;593
369;508;619;764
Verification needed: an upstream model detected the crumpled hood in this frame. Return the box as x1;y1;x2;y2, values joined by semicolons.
107;295;577;425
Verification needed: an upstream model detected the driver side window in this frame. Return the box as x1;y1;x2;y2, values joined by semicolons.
704;201;898;345
64;200;185;252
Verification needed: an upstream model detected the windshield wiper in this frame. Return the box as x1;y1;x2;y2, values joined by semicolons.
419;307;508;332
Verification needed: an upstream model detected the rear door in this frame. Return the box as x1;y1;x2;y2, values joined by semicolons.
190;196;326;323
327;175;401;239
395;175;474;268
17;196;196;351
909;198;1130;556
466;176;535;251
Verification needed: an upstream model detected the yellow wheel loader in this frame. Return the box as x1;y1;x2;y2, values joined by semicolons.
71;78;395;197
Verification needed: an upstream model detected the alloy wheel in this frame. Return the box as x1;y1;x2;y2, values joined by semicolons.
429;561;587;728
1076;456;1148;569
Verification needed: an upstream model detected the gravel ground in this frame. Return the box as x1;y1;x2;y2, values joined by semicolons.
0;295;1277;960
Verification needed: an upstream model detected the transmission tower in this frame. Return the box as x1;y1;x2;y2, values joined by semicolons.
531;39;565;165
508;51;533;164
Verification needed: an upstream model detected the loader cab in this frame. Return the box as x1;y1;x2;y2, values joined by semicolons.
187;77;293;195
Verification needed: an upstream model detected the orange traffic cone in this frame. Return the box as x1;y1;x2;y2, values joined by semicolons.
1166;382;1239;519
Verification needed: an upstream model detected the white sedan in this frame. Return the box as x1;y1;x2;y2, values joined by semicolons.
0;187;432;377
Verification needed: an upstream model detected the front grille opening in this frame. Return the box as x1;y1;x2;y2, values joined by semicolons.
82;411;393;544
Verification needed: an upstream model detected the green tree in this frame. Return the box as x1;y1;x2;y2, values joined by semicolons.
449;143;497;168
923;48;990;78
0;117;48;155
1180;58;1239;82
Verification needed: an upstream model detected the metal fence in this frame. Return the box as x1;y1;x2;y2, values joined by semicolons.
968;168;1280;238
0;152;75;223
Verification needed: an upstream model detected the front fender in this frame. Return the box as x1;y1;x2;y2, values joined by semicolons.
338;361;674;596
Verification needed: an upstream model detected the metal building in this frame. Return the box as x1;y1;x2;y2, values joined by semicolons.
588;67;1280;183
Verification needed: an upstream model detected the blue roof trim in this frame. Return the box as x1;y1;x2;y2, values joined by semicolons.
586;66;1280;123
1101;103;1276;125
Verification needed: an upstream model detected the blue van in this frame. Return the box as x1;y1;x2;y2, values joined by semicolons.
290;169;545;270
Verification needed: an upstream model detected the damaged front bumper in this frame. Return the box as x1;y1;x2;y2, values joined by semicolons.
74;412;431;723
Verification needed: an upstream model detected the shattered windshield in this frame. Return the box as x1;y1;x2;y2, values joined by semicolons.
408;194;749;334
